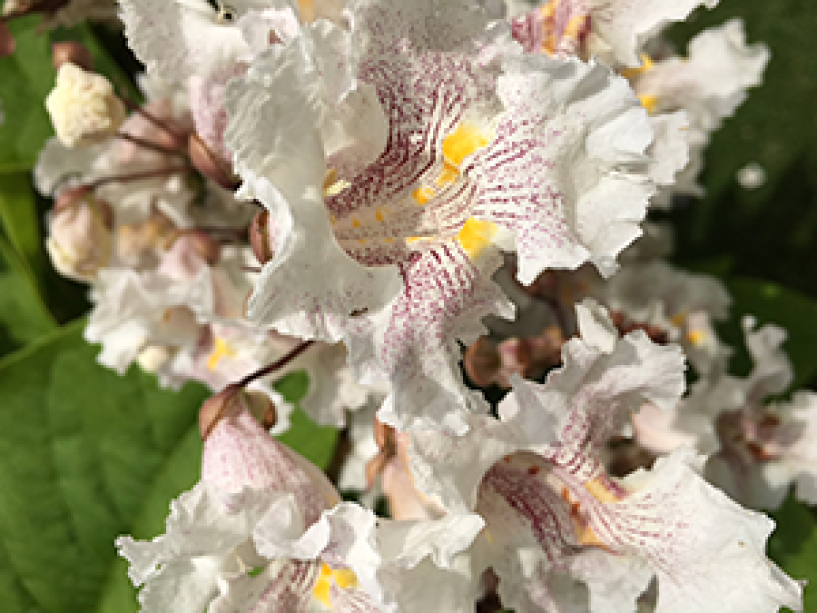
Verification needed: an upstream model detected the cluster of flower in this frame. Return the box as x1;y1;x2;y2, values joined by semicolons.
15;0;814;610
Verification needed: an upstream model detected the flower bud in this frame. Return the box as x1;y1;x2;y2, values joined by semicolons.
464;337;502;388
199;384;242;440
46;62;126;148
0;22;15;58
188;134;240;190
244;390;277;431
51;41;93;71
249;209;273;265
46;190;113;281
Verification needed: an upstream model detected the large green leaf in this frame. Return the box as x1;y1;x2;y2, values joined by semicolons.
0;234;55;356
0;16;55;173
0;322;209;613
768;495;817;612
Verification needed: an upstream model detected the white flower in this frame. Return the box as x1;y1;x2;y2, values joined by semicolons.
118;395;388;612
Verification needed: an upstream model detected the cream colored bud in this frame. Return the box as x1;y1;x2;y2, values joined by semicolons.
45;62;126;147
136;344;173;374
46;193;113;281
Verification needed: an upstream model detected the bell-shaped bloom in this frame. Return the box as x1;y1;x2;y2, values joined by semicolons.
405;301;802;612
117;390;388;612
226;0;662;433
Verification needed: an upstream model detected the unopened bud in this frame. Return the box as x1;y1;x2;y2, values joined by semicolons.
464;337;502;388
166;229;221;266
0;22;16;57
199;384;242;440
52;41;93;71
244;390;277;430
46;62;126;147
47;190;113;281
249;210;274;265
188;134;240;190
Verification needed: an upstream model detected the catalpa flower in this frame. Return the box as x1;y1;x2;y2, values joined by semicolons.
405;301;802;612
227;0;660;433
118;386;487;612
117;389;388;612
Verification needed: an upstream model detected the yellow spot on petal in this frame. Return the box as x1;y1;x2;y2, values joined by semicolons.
352;219;362;228
621;54;655;80
322;168;351;197
443;122;491;168
584;476;621;503
687;329;706;346
670;312;687;327
312;563;359;607
297;0;315;22
375;208;386;222
412;186;435;206
563;14;589;40
207;337;236;371
457;218;498;259
638;94;660;115
436;162;460;188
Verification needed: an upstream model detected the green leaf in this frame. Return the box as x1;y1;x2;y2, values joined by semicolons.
274;371;339;471
0;321;209;613
768;495;817;612
722;276;817;389
0;16;56;173
0;171;46;286
0;234;55;356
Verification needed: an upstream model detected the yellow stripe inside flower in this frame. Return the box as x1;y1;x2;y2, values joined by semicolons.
207;337;236;370
561;476;622;551
312;563;359;607
639;94;660;115
458;218;498;259
412;122;492;206
620;54;655;80
687;329;706;346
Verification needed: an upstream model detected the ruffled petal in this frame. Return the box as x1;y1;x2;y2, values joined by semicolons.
477;55;655;282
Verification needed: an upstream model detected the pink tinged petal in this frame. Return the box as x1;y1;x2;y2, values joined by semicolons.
610;451;804;613
346;244;512;434
510;0;592;57
329;585;385;613
248;559;321;613
202;406;340;524
477;55;655;283
508;301;685;480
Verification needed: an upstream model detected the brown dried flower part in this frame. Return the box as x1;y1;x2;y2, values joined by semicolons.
610;310;669;345
364;417;399;491
51;40;92;71
463;337;502;388
249;209;273;265
198;384;278;440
